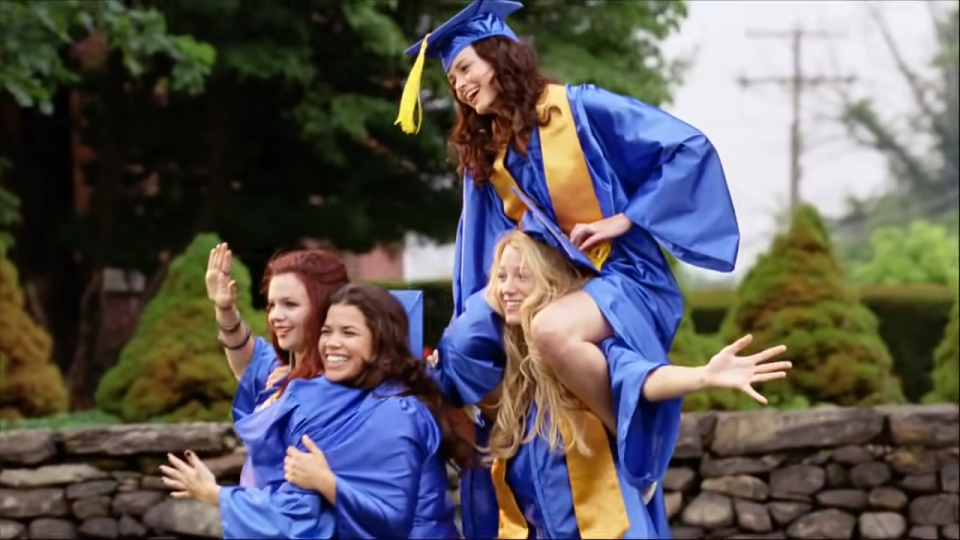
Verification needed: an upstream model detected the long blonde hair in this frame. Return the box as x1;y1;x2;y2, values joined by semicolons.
483;231;591;461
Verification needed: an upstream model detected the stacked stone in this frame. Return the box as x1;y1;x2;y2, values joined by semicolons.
0;405;957;539
0;424;238;539
666;405;959;539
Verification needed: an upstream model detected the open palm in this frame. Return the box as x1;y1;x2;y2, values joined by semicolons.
703;335;791;404
205;243;237;309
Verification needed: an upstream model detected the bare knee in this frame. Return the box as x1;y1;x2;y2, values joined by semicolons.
530;309;574;366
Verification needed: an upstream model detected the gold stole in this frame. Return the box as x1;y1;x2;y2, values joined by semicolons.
490;410;630;539
488;84;611;270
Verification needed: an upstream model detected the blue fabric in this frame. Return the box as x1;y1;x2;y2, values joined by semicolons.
226;290;456;539
442;83;739;538
221;379;456;539
404;0;522;72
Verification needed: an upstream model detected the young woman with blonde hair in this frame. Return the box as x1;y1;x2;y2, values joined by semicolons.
434;227;789;538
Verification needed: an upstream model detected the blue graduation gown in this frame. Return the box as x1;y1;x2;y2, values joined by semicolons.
437;83;739;539
221;377;458;539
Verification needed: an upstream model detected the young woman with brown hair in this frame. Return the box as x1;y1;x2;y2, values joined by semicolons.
398;1;740;537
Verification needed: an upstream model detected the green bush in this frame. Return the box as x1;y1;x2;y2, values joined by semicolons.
851;220;959;286
96;233;266;422
720;205;904;407
0;251;69;421
925;289;959;404
689;285;954;403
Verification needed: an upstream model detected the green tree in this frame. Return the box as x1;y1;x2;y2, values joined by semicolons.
925;289;959;403
0;250;69;421
0;0;215;407
95;233;266;423
833;5;958;249
852;220;959;286
722;205;904;407
2;1;689;407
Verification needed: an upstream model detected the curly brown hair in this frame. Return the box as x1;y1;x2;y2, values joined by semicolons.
326;284;476;471
447;36;557;184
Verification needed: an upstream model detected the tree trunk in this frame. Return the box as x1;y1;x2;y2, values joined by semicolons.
67;53;128;410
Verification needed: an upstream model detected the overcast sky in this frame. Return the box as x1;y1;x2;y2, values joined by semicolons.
404;0;952;282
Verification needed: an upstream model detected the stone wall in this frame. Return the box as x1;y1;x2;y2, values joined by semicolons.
0;405;957;539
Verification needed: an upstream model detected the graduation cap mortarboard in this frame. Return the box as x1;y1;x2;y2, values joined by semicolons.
395;0;523;135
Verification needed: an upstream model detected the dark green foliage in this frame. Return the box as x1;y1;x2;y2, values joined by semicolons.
95;233;266;423
0;252;68;421
925;290;959;403
721;205;905;407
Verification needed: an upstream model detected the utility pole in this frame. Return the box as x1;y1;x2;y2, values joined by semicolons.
738;27;856;212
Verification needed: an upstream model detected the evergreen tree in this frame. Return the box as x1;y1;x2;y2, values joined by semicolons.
0;250;68;420
95;233;266;422
925;290;959;403
721;205;905;407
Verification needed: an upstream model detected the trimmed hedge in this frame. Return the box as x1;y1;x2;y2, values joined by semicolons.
719;205;903;407
395;280;954;403
0;252;69;421
96;233;267;423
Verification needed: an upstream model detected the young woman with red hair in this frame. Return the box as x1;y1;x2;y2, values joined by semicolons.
167;245;463;538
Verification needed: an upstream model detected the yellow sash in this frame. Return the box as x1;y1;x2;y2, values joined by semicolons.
488;84;611;270
491;410;630;539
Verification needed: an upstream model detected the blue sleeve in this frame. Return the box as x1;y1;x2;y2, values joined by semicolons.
331;398;435;539
431;291;505;407
601;337;681;495
452;200;467;318
577;85;740;272
219;483;329;540
232;338;277;421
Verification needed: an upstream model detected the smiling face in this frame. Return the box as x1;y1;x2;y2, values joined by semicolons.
495;246;536;325
447;45;498;115
319;303;374;383
266;273;312;356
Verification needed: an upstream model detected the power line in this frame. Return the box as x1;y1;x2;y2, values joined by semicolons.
738;27;857;212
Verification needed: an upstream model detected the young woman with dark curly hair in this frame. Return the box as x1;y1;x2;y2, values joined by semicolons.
162;283;471;539
396;1;741;538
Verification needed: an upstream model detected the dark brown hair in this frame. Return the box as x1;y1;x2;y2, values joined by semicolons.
326;284;475;471
447;36;556;184
261;249;349;394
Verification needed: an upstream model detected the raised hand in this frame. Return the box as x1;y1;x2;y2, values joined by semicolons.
206;243;237;310
703;335;791;405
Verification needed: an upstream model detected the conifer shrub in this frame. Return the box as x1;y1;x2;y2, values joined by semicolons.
720;205;904;407
0;251;69;420
925;289;958;403
96;233;266;422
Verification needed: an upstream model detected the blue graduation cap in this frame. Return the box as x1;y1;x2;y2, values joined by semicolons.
513;187;610;272
389;289;425;358
395;0;523;134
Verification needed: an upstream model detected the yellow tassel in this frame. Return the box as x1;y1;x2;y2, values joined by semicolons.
395;34;430;135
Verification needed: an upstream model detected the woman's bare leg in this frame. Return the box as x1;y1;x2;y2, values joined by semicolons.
530;291;615;430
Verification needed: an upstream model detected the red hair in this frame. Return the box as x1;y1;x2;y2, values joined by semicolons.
260;249;349;393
